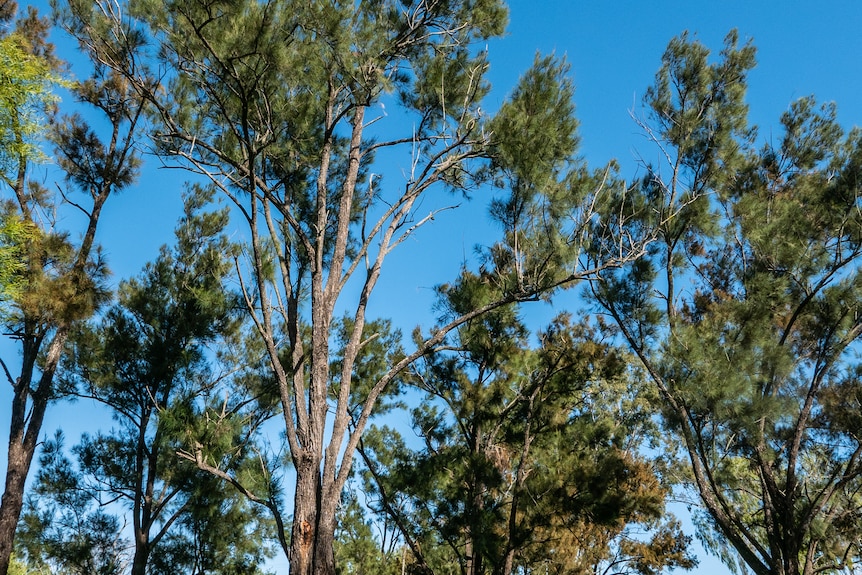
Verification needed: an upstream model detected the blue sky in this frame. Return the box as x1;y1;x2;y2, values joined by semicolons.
5;1;862;573
32;0;862;288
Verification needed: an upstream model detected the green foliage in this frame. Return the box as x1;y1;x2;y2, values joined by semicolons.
0;31;61;187
146;474;274;575
0;210;34;308
483;54;596;297
8;228;111;332
333;490;401;575
358;275;693;575
30;190;273;575
7;555;26;575
0;9;111;328
18;432;126;575
0;4;143;337
330;315;410;417
490;54;578;193
593;31;862;575
645;31;754;187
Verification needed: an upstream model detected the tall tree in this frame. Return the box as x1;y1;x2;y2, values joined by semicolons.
358;276;694;575
0;3;146;573
592;31;862;575
22;190;273;575
57;2;653;574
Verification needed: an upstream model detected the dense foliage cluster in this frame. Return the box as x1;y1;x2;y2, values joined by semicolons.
0;2;859;575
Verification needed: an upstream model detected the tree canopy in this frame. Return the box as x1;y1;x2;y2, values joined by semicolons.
591;31;862;575
355;278;696;575
0;4;861;575
51;2;649;574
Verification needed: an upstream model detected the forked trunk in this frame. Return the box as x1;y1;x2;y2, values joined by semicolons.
290;457;337;575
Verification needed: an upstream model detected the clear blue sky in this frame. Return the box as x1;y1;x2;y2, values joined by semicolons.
32;0;862;288
5;1;862;573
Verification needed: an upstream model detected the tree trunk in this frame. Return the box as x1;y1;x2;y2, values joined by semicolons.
130;543;149;575
312;510;336;575
0;343;56;575
0;442;30;575
0;389;49;575
289;455;340;575
291;456;326;575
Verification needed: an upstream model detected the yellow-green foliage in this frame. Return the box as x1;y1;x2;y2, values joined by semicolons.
0;32;62;186
7;553;28;575
0;210;35;308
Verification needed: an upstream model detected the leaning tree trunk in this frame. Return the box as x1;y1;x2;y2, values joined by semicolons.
0;439;35;575
0;334;65;575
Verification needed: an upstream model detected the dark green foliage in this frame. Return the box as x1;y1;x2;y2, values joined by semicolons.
329;315;410;418
147;474;274;575
593;31;862;575
357;275;694;575
25;502;123;575
483;55;607;297
18;433;125;575
22;189;274;575
489;54;578;194
333;489;402;575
